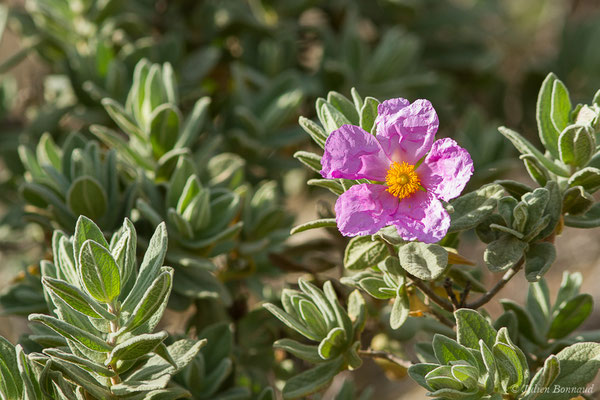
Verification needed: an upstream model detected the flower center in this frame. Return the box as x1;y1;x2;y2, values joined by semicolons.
385;161;420;199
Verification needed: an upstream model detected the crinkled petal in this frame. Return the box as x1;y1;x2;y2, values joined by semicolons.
321;124;390;181
418;138;474;201
375;98;439;164
390;191;450;243
335;184;398;236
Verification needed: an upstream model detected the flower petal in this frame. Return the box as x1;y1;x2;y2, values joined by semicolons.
391;191;450;243
375;98;439;164
321;124;390;181
419;138;474;201
335;184;398;236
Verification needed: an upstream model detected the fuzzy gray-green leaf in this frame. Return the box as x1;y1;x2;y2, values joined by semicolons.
106;331;168;365
344;236;387;270
398;242;448;281
78;240;121;304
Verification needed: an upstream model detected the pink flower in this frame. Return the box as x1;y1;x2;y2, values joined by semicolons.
321;98;473;243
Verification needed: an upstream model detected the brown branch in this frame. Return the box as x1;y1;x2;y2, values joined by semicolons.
459;281;471;308
444;278;459;310
427;306;456;328
406;272;455;312
358;349;412;369
466;257;525;309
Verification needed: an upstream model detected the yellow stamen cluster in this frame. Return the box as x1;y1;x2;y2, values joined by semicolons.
385;161;420;199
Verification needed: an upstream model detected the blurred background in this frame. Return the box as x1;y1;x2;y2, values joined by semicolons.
2;0;600;398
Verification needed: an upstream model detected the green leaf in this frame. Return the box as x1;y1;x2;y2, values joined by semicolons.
106;331;168;365
479;340;496;392
360;97;380;134
74;215;109;256
79;240;121;304
550;79;572;133
449;184;505;232
496;180;533;198
127;338;205;383
484;235;526;272
298;279;336;329
122;223;168;312
526;280;551;333
493;341;525;393
290;218;336;235
323;281;353;340
282;356;344;399
299;299;328;339
149;104;181;158
351;88;363;110
274;339;323;363
258;387;275;400
347;290;366;334
0;336;22;399
535;342;600;400
293;151;322;173
500;300;544;345
263;304;320;341
29;314;112;352
176;97;211;150
494;312;519;342
398;242;448;281
564;202;600;228
16;344;40;400
426;365;463;391
327;91;360;125
432;334;477;366
42;277;115;320
494;327;529;391
554;272;582;312
344;236;387;270
319;102;351;134
390;285;409;329
358;276;394;300
562;186;594;215
539;181;562;239
524;242;556;282
522;155;549;186
101;98;146;142
67;177;108;221
455;309;497;350
547;294;593;339
522;355;559;400
298;116;327;148
43;348;115;377
318;327;346;359
568;167;600;194
536;73;561;159
558;124;594;167
121;269;173;334
408;363;438;391
37;132;62;170
90;125;155;171
307;179;344;195
498;126;569;177
451;364;479;390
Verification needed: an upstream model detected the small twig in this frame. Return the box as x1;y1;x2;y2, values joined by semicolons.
459;281;471;308
407;272;455;312
444;278;459;310
466;258;525;309
358;349;412;369
427;306;455;328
